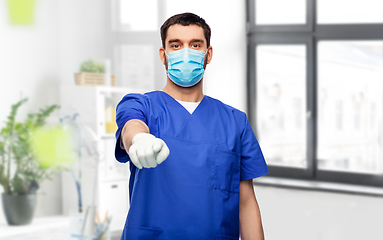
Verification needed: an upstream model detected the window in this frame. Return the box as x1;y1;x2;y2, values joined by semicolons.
317;41;383;175
256;45;307;169
255;0;306;25
317;0;383;24
247;0;383;187
109;0;167;90
117;0;158;31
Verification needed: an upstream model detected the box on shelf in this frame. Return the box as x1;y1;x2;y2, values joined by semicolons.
105;106;117;134
74;72;116;86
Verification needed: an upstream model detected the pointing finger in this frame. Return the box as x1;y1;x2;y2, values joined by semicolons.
145;144;157;168
156;142;169;164
137;147;149;168
128;146;142;169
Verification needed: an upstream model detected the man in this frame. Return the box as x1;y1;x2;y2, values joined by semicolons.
115;12;269;240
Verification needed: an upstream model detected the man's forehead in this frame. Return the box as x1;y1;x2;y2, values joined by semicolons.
166;24;205;42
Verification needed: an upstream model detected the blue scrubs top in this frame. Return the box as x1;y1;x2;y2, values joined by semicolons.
115;91;269;240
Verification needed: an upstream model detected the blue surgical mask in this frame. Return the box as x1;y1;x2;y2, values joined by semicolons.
166;48;207;87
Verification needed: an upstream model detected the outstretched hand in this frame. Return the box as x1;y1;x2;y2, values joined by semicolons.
128;133;170;169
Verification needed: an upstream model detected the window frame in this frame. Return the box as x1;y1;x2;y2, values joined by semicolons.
248;0;314;32
248;35;315;180
108;0;167;90
247;0;383;188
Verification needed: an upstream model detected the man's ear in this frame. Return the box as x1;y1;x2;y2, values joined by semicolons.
159;47;166;65
206;46;213;64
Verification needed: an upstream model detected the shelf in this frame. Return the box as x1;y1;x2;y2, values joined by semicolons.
0;216;69;239
62;85;148;95
101;133;116;139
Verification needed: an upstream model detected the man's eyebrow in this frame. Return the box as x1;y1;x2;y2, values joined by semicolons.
167;39;205;44
167;39;181;44
190;39;205;43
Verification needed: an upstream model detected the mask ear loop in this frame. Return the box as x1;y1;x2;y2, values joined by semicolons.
163;48;170;71
202;48;210;67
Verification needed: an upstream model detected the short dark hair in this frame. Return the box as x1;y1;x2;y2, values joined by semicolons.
160;12;211;48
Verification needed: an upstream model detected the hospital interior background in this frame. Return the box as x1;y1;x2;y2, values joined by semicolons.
1;0;383;239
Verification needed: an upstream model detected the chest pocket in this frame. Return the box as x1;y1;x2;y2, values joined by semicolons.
213;147;241;193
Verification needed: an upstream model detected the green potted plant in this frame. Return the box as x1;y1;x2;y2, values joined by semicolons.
80;60;105;74
0;98;60;225
74;60;116;86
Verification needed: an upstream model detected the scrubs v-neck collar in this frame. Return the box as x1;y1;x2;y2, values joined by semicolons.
159;91;206;116
176;100;200;114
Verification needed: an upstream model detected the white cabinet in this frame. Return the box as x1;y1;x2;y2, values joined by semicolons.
60;86;144;232
99;181;129;231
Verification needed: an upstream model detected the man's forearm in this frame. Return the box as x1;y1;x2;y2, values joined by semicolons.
239;179;265;240
121;119;150;150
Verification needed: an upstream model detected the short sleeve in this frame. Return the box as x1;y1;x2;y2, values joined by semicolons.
114;93;149;163
239;114;269;181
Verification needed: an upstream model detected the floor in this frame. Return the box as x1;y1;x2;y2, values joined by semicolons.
0;216;121;240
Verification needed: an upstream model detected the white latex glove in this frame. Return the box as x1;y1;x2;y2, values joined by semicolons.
128;133;170;169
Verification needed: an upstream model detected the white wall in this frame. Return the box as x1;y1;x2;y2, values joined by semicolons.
255;185;383;240
0;0;61;122
203;1;248;112
58;0;107;87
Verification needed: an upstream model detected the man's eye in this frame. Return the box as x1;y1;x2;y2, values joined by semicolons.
173;45;180;49
192;44;200;48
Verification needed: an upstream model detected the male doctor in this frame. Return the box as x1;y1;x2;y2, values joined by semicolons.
115;12;269;240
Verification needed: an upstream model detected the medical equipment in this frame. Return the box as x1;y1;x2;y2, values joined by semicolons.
61;114;105;240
